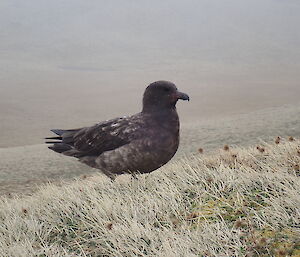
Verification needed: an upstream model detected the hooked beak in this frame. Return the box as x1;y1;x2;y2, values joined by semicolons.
176;91;190;101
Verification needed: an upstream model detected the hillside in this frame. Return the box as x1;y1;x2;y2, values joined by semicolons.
1;103;300;197
0;140;300;256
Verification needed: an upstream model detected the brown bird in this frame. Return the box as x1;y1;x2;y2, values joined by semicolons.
46;81;189;179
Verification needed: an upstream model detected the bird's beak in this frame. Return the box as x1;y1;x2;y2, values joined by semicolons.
176;91;190;101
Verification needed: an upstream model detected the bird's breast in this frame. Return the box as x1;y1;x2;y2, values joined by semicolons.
146;120;180;158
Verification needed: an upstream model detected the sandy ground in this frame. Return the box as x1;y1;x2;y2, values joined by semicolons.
1;102;300;196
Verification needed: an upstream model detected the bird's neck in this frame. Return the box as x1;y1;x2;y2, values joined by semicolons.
142;101;177;113
143;108;179;129
142;103;176;113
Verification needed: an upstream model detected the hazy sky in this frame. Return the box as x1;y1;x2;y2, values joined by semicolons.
0;0;300;147
1;0;300;81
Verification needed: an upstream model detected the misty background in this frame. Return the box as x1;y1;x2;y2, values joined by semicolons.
1;0;300;148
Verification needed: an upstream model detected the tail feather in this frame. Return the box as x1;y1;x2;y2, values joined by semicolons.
51;129;66;136
45;141;63;144
45;136;62;140
46;128;81;155
45;129;65;145
48;143;72;153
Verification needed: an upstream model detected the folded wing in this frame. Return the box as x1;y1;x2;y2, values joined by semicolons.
46;114;145;158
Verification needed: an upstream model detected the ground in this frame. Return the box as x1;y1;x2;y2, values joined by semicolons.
0;139;299;256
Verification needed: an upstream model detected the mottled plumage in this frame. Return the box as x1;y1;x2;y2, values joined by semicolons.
46;81;189;179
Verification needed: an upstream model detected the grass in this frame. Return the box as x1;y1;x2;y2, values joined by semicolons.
0;139;299;256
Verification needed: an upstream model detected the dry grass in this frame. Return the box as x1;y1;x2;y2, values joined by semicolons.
0;140;300;256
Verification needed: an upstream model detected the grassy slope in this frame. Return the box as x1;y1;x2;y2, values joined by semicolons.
0;140;300;257
2;103;300;197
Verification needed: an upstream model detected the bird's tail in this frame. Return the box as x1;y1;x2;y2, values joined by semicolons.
46;129;79;154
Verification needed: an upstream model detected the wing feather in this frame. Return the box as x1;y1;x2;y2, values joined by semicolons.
62;114;145;157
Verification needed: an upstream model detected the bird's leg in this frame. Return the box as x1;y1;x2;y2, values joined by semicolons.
126;169;138;181
131;173;138;180
108;173;116;181
102;171;116;181
109;175;116;181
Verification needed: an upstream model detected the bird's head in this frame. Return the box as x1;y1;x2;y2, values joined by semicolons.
142;81;189;113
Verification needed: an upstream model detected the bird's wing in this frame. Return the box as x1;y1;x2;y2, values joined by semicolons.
61;114;146;157
79;137;162;175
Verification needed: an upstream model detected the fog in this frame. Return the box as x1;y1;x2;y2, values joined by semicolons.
0;0;300;147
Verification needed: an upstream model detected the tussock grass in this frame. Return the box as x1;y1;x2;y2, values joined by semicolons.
0;140;300;256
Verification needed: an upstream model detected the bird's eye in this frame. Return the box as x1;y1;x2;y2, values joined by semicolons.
163;88;171;92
